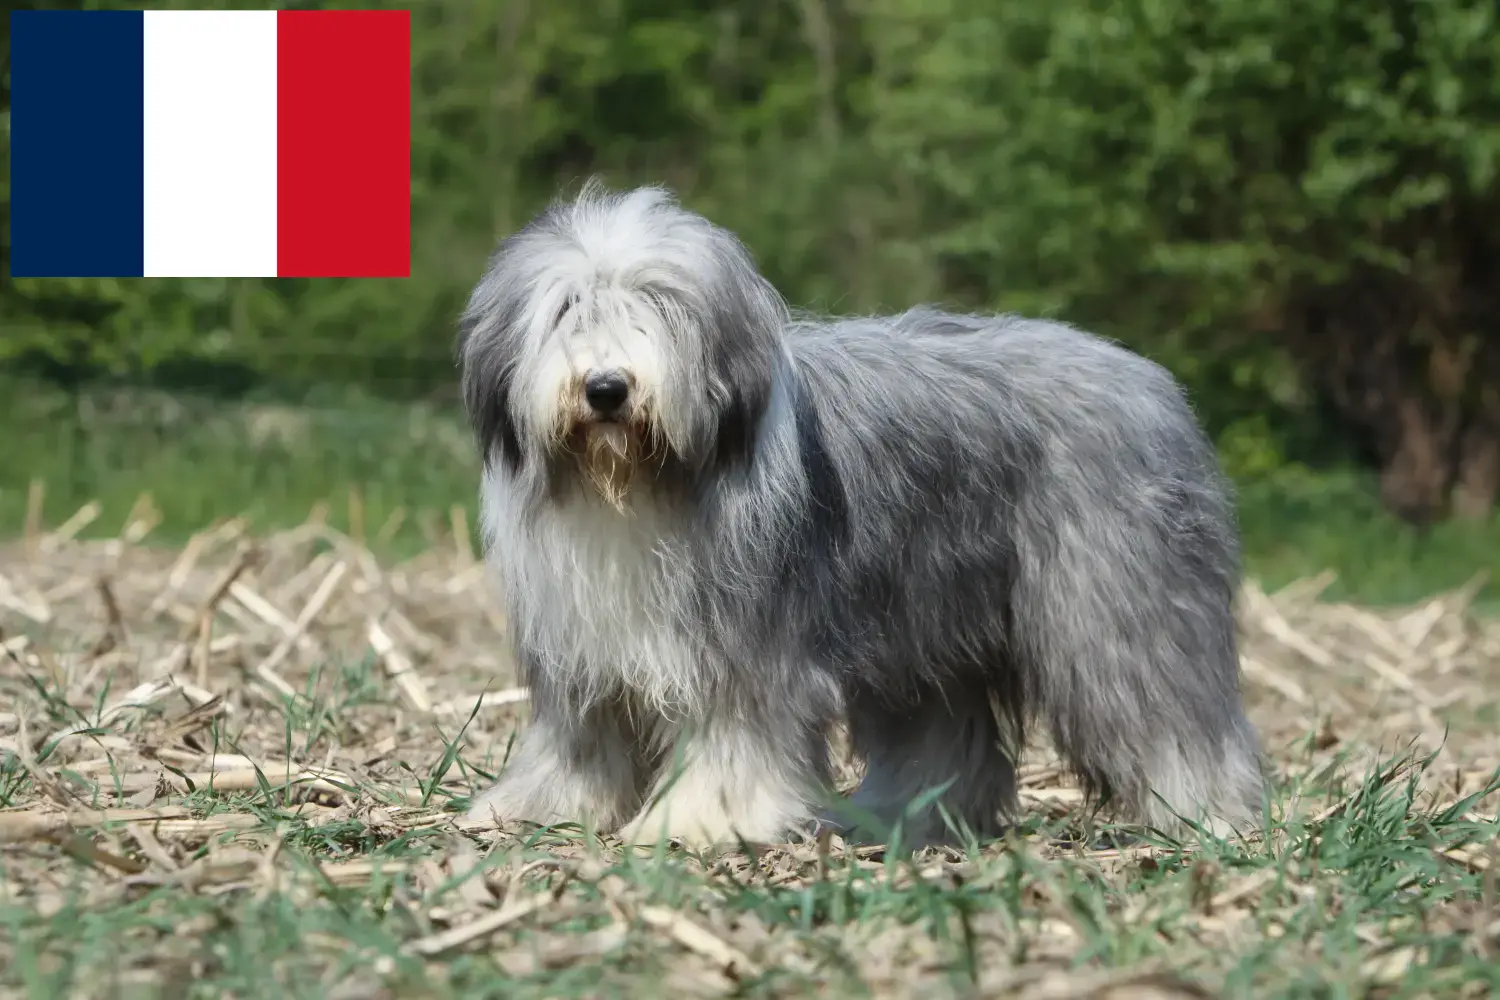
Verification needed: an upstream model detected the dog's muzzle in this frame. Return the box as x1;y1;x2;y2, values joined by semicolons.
573;369;641;510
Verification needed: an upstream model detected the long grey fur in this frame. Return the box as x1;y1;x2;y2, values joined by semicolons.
456;179;1266;850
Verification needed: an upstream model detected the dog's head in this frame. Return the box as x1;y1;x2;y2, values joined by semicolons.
458;180;788;509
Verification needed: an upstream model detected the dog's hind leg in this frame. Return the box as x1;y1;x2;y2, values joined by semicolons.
841;680;1017;850
1026;628;1265;840
1012;517;1266;839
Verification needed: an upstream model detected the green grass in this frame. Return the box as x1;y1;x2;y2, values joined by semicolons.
1234;472;1500;610
0;376;477;561
2;375;1497;606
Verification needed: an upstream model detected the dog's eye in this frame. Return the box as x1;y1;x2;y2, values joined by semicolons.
553;299;574;330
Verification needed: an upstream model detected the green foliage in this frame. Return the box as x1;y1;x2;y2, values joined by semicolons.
855;0;1500;471
4;0;1500;506
0;376;476;558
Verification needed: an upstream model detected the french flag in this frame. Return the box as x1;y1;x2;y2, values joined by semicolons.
9;9;411;279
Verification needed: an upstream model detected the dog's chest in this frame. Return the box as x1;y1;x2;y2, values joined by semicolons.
520;497;710;712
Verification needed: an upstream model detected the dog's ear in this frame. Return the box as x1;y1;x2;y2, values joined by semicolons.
707;350;772;469
702;258;786;469
457;270;525;474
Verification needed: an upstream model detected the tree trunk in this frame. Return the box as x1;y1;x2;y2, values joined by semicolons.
1376;394;1459;526
1450;400;1500;521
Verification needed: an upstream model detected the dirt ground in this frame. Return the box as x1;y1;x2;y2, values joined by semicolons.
2;499;1498;998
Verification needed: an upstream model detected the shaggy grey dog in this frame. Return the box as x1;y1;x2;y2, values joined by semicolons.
457;180;1265;850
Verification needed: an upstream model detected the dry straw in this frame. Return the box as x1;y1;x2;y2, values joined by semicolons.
2;490;1497;835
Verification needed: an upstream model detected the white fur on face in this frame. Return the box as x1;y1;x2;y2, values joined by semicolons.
523;289;667;447
460;182;792;477
492;185;744;457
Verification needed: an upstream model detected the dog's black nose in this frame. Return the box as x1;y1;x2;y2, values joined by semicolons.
584;371;630;416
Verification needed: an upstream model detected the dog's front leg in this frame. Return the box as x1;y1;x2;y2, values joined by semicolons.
618;709;830;850
464;684;646;832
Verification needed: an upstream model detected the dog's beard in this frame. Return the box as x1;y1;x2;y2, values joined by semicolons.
577;423;638;512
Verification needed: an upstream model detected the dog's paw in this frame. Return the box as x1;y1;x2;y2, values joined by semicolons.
461;785;512;826
618;804;719;851
461;779;556;827
619;793;772;852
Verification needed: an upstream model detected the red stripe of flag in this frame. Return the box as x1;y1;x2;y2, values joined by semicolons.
276;9;410;278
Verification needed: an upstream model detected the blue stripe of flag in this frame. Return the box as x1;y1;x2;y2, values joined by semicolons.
10;10;146;278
